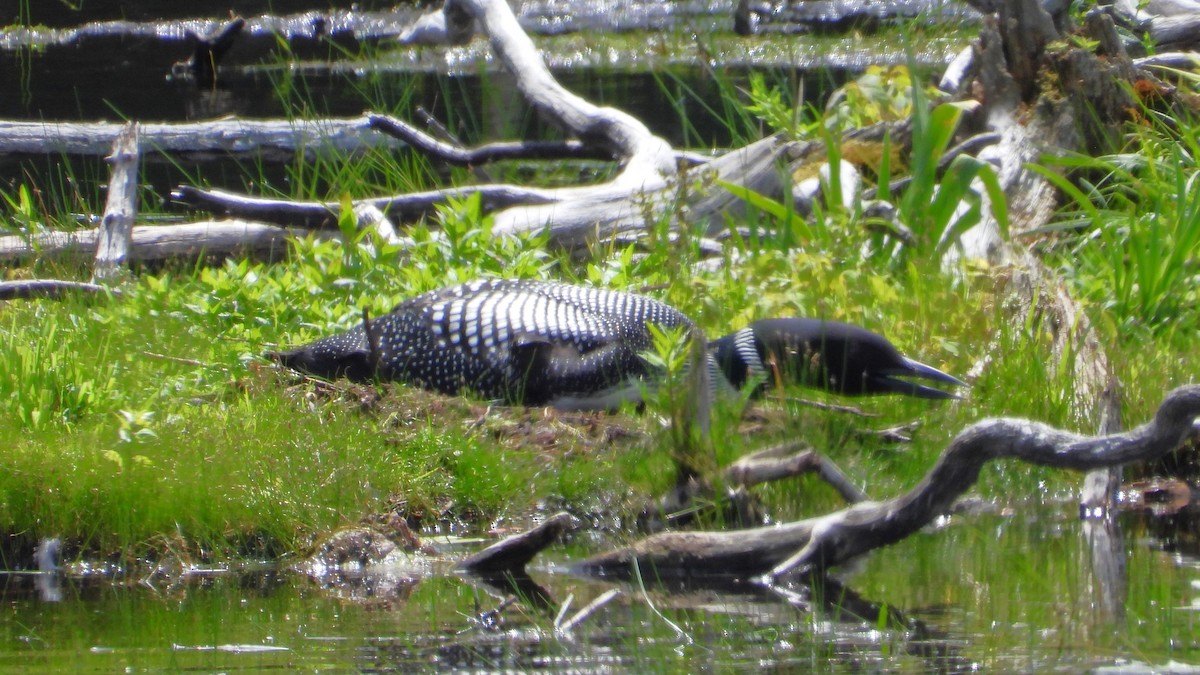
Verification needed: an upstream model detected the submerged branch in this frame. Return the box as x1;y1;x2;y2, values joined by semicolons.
458;512;577;574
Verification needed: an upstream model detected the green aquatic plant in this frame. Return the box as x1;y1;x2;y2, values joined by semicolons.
0;313;118;430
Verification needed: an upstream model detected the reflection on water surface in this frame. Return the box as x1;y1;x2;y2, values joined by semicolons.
2;509;1198;672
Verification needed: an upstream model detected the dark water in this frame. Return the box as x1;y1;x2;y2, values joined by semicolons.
2;511;1198;672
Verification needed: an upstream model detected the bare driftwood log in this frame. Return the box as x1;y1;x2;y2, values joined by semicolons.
92;122;140;282
0;117;399;161
576;386;1200;581
170;133;808;249
168;0;814;253
0;220;301;265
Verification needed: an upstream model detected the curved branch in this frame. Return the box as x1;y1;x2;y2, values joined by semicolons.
577;386;1200;581
452;0;676;182
170;184;559;228
368;114;614;166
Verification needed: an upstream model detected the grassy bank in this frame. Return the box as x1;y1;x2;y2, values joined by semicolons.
0;227;1144;566
2;30;1198;569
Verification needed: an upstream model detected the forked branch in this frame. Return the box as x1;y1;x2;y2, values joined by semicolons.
575;386;1200;581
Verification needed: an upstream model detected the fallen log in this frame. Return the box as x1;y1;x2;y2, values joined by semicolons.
0;117;400;161
167;0;820;253
575;385;1200;581
0;220;302;265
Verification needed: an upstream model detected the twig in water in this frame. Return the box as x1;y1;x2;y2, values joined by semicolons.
557;589;622;635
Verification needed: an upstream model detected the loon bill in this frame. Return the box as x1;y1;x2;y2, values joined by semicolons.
710;318;967;400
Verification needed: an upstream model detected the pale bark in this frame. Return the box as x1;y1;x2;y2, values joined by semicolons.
92;122;140;282
0;117;398;160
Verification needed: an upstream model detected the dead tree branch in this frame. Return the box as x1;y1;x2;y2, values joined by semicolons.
92;121;140;282
458;512;578;574
576;386;1200;581
368;113;615;166
0;117;399;161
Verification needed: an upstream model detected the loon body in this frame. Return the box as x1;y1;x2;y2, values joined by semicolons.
711;318;966;400
273;281;966;407
270;279;695;408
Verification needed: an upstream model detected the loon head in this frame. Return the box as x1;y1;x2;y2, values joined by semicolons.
268;326;378;383
711;318;966;400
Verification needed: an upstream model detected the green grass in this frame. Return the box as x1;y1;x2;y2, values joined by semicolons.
2;30;1198;572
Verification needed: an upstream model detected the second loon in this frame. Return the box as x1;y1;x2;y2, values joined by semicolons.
271;279;965;408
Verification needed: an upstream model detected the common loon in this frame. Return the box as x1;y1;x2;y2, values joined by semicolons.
270;278;697;409
271;280;965;407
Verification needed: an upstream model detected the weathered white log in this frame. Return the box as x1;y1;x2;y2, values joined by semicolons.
159;0;828;251
378;0;691;241
0;220;302;264
92;122;140;282
171;132;807;252
0;117;399;160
